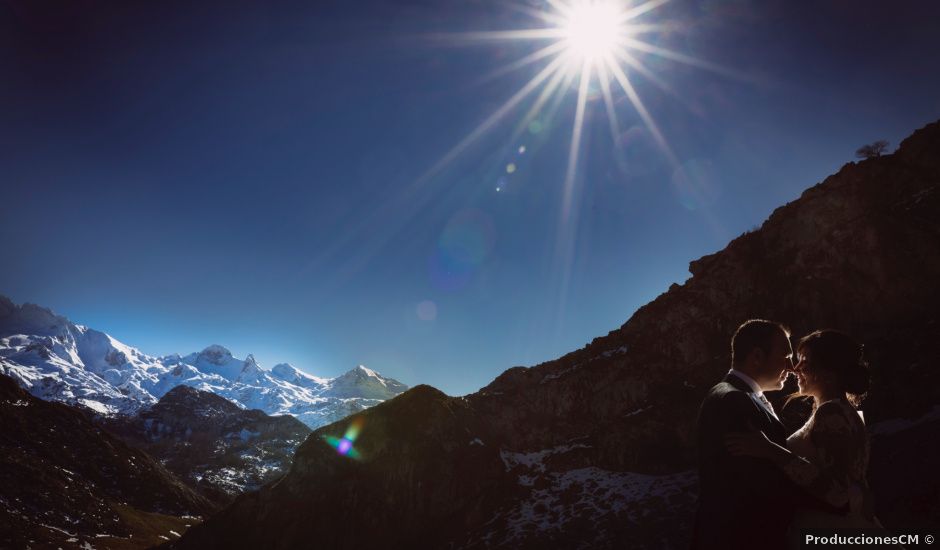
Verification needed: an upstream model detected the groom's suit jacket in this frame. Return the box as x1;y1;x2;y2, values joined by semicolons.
690;373;802;550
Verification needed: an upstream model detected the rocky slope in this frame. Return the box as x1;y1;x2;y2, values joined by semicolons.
0;300;408;429
101;385;311;505
0;373;213;549
172;120;940;549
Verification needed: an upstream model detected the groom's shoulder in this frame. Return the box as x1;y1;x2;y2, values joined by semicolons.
706;380;740;399
703;380;750;409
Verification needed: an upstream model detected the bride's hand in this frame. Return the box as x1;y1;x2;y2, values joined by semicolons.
725;430;775;459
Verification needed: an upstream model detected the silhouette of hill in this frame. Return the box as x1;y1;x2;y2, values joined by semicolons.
173;119;940;548
0;374;213;549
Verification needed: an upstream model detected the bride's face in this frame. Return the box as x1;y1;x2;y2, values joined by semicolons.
794;347;817;396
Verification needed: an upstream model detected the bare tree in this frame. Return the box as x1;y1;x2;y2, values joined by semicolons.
855;140;889;159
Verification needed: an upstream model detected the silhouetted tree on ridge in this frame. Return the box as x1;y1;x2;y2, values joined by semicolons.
856;140;889;159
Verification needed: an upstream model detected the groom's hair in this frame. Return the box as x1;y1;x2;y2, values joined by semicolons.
731;319;790;367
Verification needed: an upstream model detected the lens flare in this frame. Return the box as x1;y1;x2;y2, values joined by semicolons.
323;418;364;460
416;300;437;321
429;209;496;292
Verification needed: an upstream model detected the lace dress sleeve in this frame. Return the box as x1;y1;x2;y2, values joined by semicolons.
781;401;858;508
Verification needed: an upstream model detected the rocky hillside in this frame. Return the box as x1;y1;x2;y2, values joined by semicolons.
101;385;310;505
173;120;940;549
0;373;213;549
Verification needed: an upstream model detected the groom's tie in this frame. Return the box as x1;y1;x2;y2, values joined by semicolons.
756;392;778;420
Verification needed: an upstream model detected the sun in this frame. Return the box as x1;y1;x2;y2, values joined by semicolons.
422;0;708;186
562;2;624;61
377;0;733;327
311;0;733;343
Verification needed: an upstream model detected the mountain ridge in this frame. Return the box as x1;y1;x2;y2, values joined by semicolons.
0;303;409;429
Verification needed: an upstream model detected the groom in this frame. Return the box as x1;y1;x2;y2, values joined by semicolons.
691;319;799;550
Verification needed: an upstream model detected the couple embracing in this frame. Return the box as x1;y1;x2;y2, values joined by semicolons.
692;320;884;550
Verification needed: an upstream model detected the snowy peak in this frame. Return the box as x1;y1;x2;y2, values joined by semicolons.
196;344;235;365
271;362;301;381
0;295;73;338
270;362;324;388
322;364;409;400
235;354;267;384
179;345;248;382
355;364;382;380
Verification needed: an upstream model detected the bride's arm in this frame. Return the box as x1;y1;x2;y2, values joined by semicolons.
726;402;854;508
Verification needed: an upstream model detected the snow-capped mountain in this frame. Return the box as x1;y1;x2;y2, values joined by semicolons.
0;295;408;428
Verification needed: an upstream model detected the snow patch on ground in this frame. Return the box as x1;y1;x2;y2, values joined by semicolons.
500;443;591;473
624;405;652;418
501;468;696;544
601;345;629;358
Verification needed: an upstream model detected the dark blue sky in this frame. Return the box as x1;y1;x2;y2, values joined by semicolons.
3;0;939;395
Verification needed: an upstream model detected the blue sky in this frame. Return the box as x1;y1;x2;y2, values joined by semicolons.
2;0;939;395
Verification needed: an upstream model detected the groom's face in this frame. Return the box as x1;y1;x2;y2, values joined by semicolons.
759;331;794;391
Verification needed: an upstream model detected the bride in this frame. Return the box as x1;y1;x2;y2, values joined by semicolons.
726;329;883;531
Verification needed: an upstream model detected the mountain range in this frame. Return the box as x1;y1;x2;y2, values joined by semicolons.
172;121;940;549
0;298;408;429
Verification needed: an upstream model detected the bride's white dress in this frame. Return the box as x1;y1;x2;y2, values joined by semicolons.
783;398;883;530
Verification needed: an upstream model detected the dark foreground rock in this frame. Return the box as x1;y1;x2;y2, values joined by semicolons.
0;373;214;549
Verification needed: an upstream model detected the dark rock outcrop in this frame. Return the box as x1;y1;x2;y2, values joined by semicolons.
102;385;310;505
173;120;940;548
175;385;508;549
0;373;213;549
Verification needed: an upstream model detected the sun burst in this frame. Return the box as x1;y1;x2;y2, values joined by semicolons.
306;1;737;334
423;0;717;189
409;0;738;334
562;2;624;62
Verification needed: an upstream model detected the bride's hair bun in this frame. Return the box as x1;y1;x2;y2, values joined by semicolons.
843;345;871;397
798;329;870;404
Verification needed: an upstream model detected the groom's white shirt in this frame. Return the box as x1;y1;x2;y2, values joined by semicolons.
728;369;778;419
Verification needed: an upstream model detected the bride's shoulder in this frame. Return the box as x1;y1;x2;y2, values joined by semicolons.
815;399;849;413
811;399;858;432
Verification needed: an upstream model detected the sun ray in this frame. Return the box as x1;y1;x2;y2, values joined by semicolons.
505;62;571;148
545;0;574;19
550;58;593;342
421;54;568;180
504;1;570;27
604;53;678;165
614;48;698;113
615;49;677;96
620;0;672;23
622;36;750;80
433;28;566;43
478;41;570;85
619;22;672;35
597;62;623;144
562;59;593;222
